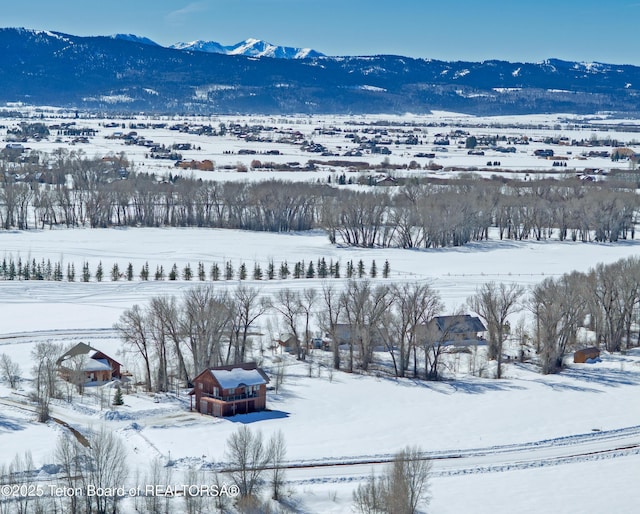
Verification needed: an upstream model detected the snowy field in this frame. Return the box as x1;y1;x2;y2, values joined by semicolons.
0;110;640;513
1;227;640;513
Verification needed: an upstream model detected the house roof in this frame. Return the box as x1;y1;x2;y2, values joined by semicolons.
574;347;600;354
56;342;121;367
210;367;268;389
82;358;112;372
432;315;487;334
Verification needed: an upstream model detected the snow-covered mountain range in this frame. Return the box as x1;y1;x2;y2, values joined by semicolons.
170;37;323;59
111;33;323;59
4;28;640;115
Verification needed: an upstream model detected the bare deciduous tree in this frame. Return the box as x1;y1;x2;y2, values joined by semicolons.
389;283;443;378
31;342;62;422
55;433;86;514
230;285;271;364
115;305;153;391
269;430;287;501
467;282;524;378
84;427;128;514
182;286;233;370
531;273;588;374
225;426;272;498
0;353;20;389
353;446;431;514
318;283;344;370
274;289;304;360
341;280;392;372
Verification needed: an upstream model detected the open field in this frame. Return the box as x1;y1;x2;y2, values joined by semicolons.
1;227;640;513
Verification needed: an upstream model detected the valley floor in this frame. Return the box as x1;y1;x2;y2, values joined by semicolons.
0;227;639;512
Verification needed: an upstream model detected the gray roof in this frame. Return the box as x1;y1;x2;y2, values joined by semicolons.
56;342;120;367
432;315;486;334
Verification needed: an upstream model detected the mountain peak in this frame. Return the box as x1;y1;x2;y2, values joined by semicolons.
111;34;159;47
171;37;324;59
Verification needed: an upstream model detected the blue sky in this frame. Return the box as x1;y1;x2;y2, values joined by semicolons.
4;0;640;65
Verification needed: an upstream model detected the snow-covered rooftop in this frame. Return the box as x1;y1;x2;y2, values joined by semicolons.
82;358;112;372
210;368;267;389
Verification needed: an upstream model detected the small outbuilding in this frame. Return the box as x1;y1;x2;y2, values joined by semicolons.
189;362;269;418
573;347;601;364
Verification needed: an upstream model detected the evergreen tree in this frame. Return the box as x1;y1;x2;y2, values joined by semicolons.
225;261;234;280
370;260;377;278
293;261;303;279
111;263;120;281
45;259;52;280
169;263;178;280
8;260;16;280
346;260;354;279
318;258;328;278
31;259;36;280
54;262;63;281
182;263;193;281
82;262;91;282
197;262;206;281
23;260;30;280
210;263;221;281
112;385;124;406
253;263;263;280
126;262;134;281
334;261;341;278
17;258;22;279
306;261;316;279
95;261;103;282
267;260;275;280
1;258;7;278
155;265;165;281
67;263;75;282
140;262;150;281
382;259;391;278
279;261;290;279
357;259;365;278
238;263;247;281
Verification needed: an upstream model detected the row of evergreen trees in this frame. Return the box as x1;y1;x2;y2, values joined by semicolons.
0;256;391;282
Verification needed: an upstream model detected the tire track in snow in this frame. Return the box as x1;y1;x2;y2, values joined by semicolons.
279;426;640;485
0;327;117;345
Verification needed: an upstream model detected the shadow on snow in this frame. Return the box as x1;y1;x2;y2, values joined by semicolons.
227;409;290;424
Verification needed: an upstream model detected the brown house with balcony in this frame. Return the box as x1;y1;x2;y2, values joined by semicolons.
189;362;269;418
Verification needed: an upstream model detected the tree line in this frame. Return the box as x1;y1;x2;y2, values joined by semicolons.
114;280;503;388
0;255;390;282
0;150;637;247
113;255;640;391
